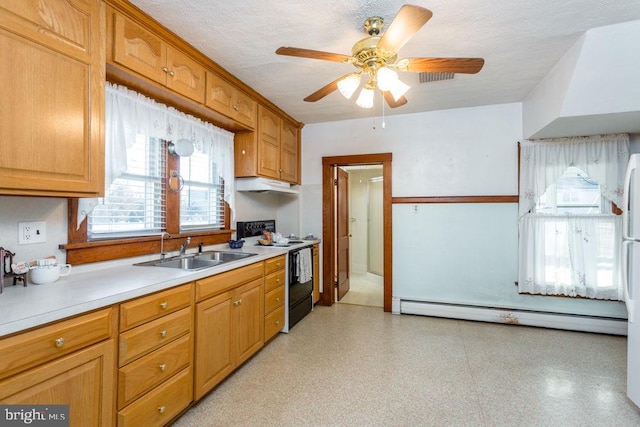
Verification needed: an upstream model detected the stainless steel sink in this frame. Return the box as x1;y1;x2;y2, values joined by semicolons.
194;251;256;262
135;251;257;270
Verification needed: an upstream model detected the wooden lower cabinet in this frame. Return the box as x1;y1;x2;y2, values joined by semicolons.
0;339;116;426
264;255;286;341
194;265;264;400
116;284;194;426
117;366;192;427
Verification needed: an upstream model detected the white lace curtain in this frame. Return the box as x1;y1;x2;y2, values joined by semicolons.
519;134;629;217
519;214;622;299
78;83;235;225
518;134;629;300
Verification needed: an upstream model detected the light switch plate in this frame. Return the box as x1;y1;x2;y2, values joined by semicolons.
18;221;46;244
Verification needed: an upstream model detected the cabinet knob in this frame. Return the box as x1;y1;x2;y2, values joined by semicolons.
276;278;280;283
158;406;166;414
159;363;167;372
233;105;239;111
55;337;65;348
169;70;175;77
160;329;167;338
160;302;168;310
275;320;280;325
241;149;246;155
276;297;280;302
162;67;169;73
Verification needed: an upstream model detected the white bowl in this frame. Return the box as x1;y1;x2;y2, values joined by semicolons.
29;264;72;285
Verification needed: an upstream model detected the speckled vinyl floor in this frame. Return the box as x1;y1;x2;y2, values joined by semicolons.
173;304;640;427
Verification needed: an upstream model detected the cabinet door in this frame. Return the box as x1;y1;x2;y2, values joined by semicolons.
194;292;233;400
0;0;105;196
0;340;115;427
233;278;264;366
205;71;236;118
234;89;257;129
166;47;206;103
257;106;281;179
280;119;299;183
112;12;167;85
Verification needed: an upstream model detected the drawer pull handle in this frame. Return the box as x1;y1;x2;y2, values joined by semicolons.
160;330;168;338
159;363;167;372
55;337;65;347
160;302;168;310
158;406;166;414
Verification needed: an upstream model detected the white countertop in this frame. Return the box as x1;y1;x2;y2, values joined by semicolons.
0;238;319;337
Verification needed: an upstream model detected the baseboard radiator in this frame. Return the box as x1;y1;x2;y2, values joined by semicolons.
393;298;628;336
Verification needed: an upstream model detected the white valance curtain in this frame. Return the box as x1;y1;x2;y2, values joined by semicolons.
519;134;629;217
78;83;235;225
518;134;629;300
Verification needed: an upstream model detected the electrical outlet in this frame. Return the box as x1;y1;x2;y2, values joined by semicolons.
18;221;46;245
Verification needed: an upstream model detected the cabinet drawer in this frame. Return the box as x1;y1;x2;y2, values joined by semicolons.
264;305;284;342
264;285;285;315
265;269;285;293
264;255;285;275
118;334;191;409
120;283;192;332
0;308;115;380
119;307;191;366
196;262;263;302
117;366;192;427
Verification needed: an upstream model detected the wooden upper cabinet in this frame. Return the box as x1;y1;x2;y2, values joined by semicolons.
112;12;205;103
206;72;257;129
280;119;299;183
234;105;301;184
257;106;282;179
0;0;105;196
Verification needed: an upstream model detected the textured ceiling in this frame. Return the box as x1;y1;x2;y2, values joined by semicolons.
129;0;640;125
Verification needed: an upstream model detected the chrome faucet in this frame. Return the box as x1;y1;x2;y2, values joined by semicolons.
179;237;191;257
160;232;170;260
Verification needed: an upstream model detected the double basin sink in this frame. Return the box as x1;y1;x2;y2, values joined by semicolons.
135;250;257;271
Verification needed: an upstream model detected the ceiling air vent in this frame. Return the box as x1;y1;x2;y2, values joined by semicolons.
419;72;455;84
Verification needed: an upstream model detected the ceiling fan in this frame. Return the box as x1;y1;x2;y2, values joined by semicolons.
275;4;484;109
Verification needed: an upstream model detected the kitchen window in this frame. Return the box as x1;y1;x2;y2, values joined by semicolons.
518;135;629;300
64;83;235;264
88;134;166;239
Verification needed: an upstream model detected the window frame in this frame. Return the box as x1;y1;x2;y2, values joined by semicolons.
63;140;232;265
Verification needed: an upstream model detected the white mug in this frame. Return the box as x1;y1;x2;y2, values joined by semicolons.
29;264;72;285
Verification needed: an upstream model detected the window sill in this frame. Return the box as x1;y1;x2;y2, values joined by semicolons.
60;230;233;265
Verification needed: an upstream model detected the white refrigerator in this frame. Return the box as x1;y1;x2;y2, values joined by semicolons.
622;153;640;408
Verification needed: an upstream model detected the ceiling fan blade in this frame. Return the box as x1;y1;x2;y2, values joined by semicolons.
383;91;408;108
304;75;348;102
276;47;353;63
377;5;432;53
403;57;485;74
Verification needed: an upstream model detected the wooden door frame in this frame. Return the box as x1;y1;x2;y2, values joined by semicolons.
321;153;392;312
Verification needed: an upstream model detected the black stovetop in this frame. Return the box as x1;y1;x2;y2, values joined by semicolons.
236;220;276;239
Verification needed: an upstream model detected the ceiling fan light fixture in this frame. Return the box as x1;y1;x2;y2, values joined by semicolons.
337;73;361;99
376;67;398;91
389;78;410;101
356;87;375;108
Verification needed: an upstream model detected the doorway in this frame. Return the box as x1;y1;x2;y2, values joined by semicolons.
338;165;384;307
320;153;393;312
